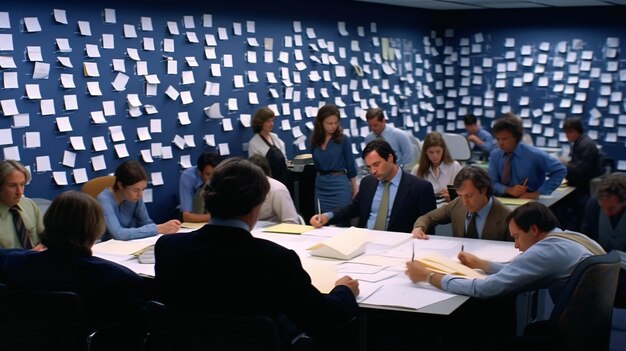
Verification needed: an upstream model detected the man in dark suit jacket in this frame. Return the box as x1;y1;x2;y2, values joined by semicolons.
310;139;436;233
412;166;512;241
155;158;359;344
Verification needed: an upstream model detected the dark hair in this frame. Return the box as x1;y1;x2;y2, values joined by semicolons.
310;104;343;149
596;174;626;203
463;113;478;126
248;154;271;177
362;139;396;164
415;132;454;178
251;107;275;134
365;108;385;122
204;158;270;219
563;117;584;134
453;166;493;197
506;202;559;232
492;113;524;143
113;160;147;190
40;191;105;255
197;152;221;172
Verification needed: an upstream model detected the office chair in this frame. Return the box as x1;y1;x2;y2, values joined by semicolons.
0;283;86;351
442;133;472;161
142;300;286;351
81;175;116;198
0;283;146;351
506;250;621;351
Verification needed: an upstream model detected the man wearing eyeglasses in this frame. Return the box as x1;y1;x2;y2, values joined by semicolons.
412;166;511;241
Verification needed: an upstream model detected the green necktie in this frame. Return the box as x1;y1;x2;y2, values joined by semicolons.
374;181;390;231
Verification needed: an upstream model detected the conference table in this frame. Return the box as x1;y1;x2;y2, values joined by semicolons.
92;224;519;316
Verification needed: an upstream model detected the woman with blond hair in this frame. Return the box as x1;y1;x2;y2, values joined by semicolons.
412;131;462;202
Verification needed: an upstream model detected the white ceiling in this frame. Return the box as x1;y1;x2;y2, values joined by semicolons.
356;0;626;10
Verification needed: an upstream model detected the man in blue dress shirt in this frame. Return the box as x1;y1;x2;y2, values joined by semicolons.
488;114;566;199
463;113;494;160
364;108;415;168
178;152;221;223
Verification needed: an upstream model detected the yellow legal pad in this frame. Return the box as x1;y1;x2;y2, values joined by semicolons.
414;252;486;279
262;223;315;235
495;197;533;206
180;222;205;229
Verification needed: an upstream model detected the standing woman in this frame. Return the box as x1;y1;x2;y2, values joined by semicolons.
248;106;289;188
98;160;180;241
412;131;462;202
310;104;357;216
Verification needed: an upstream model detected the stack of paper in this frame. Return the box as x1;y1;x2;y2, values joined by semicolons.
414;252;485;279
92;239;154;256
307;226;369;260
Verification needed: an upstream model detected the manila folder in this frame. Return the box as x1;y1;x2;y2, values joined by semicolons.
307;227;369;260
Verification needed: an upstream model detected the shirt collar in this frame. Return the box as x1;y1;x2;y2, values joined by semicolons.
0;201;20;216
387;166;402;187
469;196;494;219
209;217;250;231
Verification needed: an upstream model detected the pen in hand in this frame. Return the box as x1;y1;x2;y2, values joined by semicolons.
317;198;322;222
522;178;528;187
411;240;415;262
461;244;464;252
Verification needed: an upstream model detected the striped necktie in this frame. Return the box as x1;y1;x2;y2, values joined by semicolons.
10;206;32;249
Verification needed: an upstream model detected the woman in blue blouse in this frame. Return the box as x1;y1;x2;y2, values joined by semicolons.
98;160;180;241
310;104;357;217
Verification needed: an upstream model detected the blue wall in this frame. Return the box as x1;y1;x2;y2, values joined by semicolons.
2;1;625;223
1;0;431;222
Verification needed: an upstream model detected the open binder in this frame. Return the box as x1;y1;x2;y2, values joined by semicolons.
307;227;369;260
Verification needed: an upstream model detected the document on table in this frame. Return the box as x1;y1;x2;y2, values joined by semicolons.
308;227;369;260
414;252;485;279
364;229;412;246
263;223;315;234
360;281;457;310
181;222;205;229
468;245;521;263
92;238;156;256
495;197;533;206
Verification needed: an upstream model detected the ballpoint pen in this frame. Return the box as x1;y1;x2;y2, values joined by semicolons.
522;178;528;187
461;244;464;252
411;240;415;262
317;198;322;222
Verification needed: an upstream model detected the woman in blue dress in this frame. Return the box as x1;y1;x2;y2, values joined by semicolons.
310;104;357;218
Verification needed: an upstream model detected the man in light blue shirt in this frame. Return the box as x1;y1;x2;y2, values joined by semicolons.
364;108;415;167
488;114;566;199
406;202;604;301
178;152;221;223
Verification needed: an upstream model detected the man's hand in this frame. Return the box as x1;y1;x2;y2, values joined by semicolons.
335;275;359;297
411;227;429;239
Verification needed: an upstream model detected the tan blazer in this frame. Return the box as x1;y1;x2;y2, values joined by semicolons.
413;196;512;241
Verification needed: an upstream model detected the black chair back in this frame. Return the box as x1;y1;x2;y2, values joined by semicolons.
0;283;85;351
551;250;621;351
513;251;621;351
142;300;285;351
